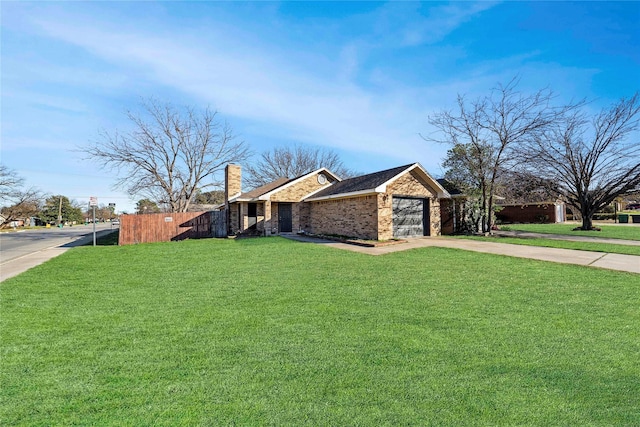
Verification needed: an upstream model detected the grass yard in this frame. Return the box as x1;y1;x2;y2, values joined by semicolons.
500;223;640;241
1;237;639;425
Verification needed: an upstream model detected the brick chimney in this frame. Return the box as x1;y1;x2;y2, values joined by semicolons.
225;164;242;202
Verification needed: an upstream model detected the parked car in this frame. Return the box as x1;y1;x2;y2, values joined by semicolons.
111;219;120;226
626;203;640;210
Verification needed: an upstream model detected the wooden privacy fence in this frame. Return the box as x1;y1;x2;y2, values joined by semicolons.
119;211;227;245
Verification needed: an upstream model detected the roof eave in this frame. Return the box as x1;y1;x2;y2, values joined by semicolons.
227;192;243;203
305;189;380;202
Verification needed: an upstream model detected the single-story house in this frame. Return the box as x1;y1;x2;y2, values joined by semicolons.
225;163;451;240
495;201;566;223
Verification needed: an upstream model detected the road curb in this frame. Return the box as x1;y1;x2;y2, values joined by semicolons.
0;229;118;283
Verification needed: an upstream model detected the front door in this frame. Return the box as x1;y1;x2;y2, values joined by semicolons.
278;203;293;233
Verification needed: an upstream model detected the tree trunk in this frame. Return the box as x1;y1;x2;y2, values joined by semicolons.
580;206;593;230
481;185;488;233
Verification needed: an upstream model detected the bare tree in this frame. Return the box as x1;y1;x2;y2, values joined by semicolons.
523;94;640;230
495;171;559;204
427;78;569;232
0;165;43;228
83;204;114;222
81;98;250;212
245;144;354;189
0;190;42;228
0;165;23;197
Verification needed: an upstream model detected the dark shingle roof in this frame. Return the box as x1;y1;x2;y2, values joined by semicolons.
436;179;463;196
238;177;291;199
311;164;414;198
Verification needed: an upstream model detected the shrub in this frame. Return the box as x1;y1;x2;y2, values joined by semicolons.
592;213;616;221
535;214;549;223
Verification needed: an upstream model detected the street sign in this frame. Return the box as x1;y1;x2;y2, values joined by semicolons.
108;203;116;208
89;196;98;207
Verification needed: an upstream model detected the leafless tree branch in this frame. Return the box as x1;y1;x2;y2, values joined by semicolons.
425;78;571;232
79;98;250;212
244;144;355;189
522;93;640;229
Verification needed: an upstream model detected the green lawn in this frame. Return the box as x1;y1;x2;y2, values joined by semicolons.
456;235;640;256
2;237;639;425
500;223;640;240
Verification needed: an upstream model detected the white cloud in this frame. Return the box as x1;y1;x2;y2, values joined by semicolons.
25;11;439;164
6;1;605;178
358;1;499;47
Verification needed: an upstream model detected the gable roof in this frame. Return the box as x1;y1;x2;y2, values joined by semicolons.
309;164;412;199
306;163;450;201
230;167;340;202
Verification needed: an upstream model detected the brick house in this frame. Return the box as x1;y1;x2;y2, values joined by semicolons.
225;163;451;240
495;201;567;224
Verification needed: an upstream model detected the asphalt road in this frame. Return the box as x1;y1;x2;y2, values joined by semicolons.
0;223;118;264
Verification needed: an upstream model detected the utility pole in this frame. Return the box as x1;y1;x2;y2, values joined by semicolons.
58;196;63;226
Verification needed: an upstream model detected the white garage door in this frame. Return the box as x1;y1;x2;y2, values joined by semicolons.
393;197;428;238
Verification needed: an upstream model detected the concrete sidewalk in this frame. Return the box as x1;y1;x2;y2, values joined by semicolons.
284;235;640;274
493;230;640;246
0;230;116;282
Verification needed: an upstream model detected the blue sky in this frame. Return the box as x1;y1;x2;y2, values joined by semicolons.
2;1;638;213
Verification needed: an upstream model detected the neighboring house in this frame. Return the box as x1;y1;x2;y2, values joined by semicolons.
495;201;566;224
225;163;451;240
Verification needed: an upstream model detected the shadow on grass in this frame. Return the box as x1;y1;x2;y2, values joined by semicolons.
81;230;119;246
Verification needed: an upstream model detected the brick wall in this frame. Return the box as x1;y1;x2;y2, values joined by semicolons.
429;197;441;236
377;193;393;240
308;195;379;239
225;164;242;235
264;201;273;235
292;202;303;233
228;203;240;235
496;203;561;223
440;198;465;235
298;202;311;232
387;170;436;198
225;164;242;200
256;202;265;233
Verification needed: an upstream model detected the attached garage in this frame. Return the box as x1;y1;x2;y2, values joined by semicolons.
393;197;429;238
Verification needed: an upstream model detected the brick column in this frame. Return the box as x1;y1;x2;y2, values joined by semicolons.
264;201;272;236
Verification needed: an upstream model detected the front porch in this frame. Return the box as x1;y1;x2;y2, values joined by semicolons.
229;201;303;236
